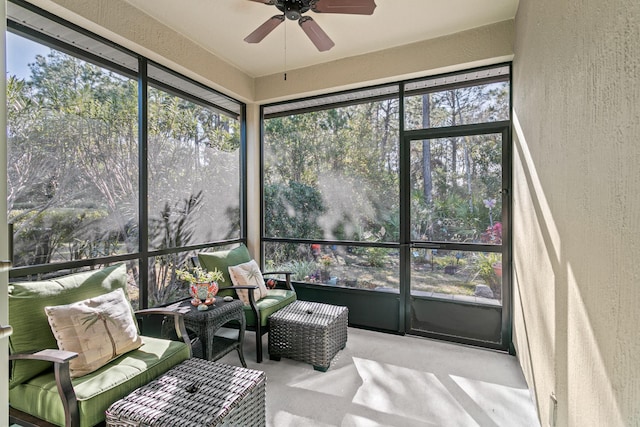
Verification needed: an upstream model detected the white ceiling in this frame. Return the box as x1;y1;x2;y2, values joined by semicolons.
122;0;519;78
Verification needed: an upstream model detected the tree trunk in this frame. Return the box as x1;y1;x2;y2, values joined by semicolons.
449;92;458;190
421;94;432;205
464;136;473;211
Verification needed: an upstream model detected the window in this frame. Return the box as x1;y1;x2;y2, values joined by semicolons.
146;79;241;306
263;86;400;290
261;66;509;304
404;66;510;130
6;1;245;310
7;33;139;267
147;85;241;251
262;65;511;348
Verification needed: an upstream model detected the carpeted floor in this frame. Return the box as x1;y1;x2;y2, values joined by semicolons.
217;326;541;427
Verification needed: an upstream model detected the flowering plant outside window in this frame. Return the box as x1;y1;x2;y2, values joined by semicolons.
481;222;502;244
319;255;333;268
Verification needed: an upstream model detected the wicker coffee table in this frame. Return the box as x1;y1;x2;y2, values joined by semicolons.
105;358;265;426
268;300;348;371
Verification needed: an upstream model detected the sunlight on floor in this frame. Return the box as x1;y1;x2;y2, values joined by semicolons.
289;362;362;398
219;326;540;426
272;410;335;426
452;375;540;426
350;357;478;425
286;355;538;427
341;413;414;427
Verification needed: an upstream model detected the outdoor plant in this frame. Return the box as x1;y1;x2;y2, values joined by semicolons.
317;254;333;281
365;247;387;267
473;252;501;299
319;254;333;268
280;259;316;281
433;254;464;269
146;193;206;306
481;221;502;244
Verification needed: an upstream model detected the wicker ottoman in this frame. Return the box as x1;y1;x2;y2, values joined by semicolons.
268;300;348;372
105;358;265;426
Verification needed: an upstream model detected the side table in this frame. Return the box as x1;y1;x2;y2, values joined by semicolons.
268;300;348;371
167;297;246;367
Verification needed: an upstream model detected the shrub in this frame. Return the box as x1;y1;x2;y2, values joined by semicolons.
280;259;317;281
365;247;387;267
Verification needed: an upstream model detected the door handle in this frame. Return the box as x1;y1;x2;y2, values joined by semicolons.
0;260;11;272
0;324;13;339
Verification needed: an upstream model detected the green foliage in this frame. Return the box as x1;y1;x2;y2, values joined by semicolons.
411;189;502;243
8;38;508;309
264;100;400;244
432;254;466;269
264;86;504;248
473;253;502;299
264;181;327;264
149;192;203;249
279;259;317;281
8;46;240;275
148;193;204;305
10;208;113;266
365;247;387;267
474;253;500;282
264;181;327;239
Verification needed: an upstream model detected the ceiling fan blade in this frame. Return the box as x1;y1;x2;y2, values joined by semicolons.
247;0;277;4
311;0;377;15
299;16;335;52
244;15;285;43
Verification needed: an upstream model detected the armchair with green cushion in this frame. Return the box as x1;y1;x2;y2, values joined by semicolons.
197;244;296;363
8;263;193;427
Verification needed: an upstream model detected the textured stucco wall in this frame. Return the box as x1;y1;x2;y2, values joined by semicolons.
512;0;640;426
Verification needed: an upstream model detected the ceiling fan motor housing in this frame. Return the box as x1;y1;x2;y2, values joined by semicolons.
276;0;311;20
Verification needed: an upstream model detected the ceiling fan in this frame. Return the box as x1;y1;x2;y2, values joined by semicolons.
244;0;377;52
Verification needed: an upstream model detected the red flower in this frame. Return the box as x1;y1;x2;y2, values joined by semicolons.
481;222;502;244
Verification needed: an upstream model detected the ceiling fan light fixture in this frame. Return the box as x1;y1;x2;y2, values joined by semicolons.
285;6;301;20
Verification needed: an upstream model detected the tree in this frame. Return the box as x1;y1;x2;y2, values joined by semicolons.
264;98;400;244
7;51;139;265
7;45;242;274
422;94;433;205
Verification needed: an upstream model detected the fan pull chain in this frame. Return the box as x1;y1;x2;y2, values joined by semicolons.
283;18;287;81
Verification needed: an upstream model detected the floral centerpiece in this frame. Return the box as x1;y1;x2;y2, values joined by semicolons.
176;266;224;307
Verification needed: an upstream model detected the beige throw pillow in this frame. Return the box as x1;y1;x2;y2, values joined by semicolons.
45;288;142;378
228;260;269;305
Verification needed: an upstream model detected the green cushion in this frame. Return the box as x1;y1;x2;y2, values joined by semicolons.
198;246;297;328
198;245;251;293
8;264;129;388
9;336;190;427
244;289;297;327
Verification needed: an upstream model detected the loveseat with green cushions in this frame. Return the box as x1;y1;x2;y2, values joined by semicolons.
197;244;297;363
8;263;193;427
